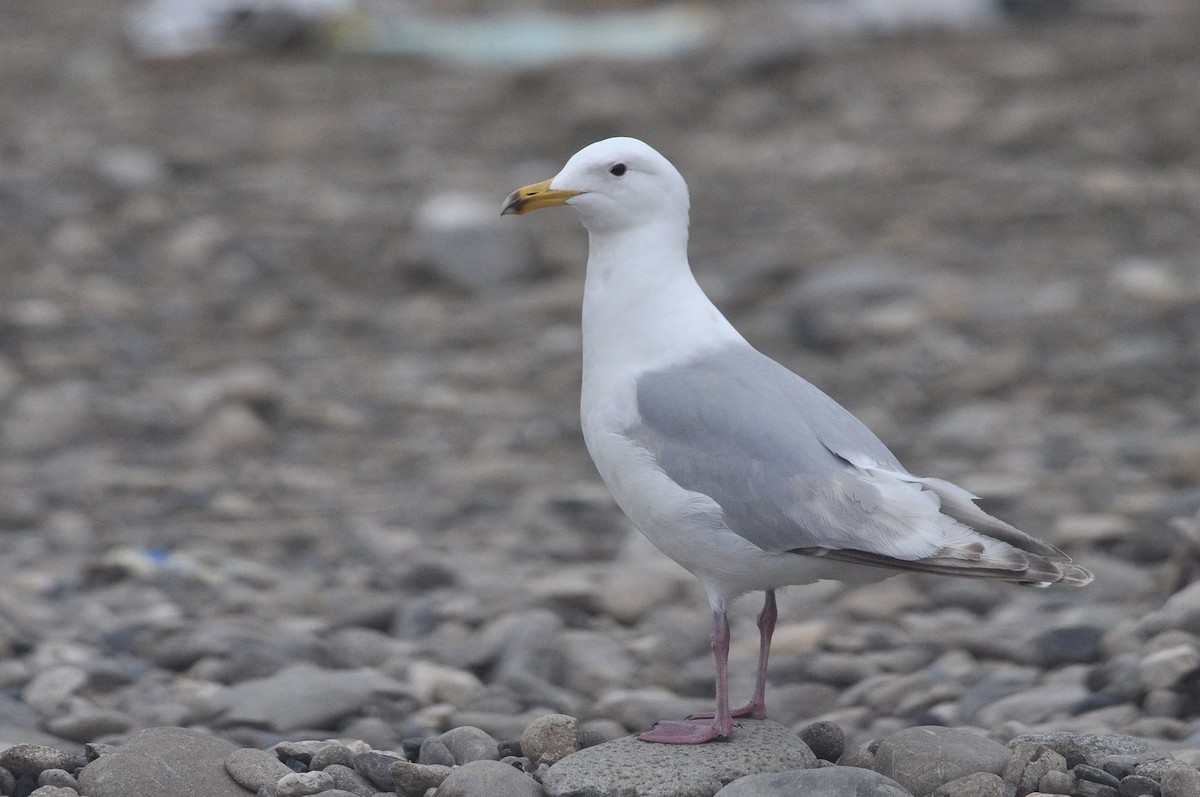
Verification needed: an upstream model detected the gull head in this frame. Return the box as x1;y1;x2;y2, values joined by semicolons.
502;137;690;234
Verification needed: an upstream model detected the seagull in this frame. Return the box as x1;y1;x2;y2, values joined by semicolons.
501;137;1092;744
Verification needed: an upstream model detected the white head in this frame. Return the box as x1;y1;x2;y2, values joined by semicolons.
502;137;690;235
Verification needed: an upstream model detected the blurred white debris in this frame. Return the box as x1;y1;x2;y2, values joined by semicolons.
125;0;355;59
785;0;1002;36
125;0;717;64
326;4;717;66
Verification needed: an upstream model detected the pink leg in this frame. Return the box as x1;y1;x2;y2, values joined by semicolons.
689;590;776;721
639;609;734;743
739;589;776;719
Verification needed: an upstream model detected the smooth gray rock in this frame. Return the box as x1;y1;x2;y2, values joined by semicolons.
351;751;405;791
277;770;335;797
309;744;355;771
78;727;246;797
212;663;411;732
799;721;845;763
874;726;1011;797
0;744;76;779
27;787;78;797
521;713;581;765
543;719;816;797
36;769;79;790
433;759;542;797
321;763;374;797
225;747;294;791
44;708;134;742
437;725;500;764
928;771;1004;797
715;766;913;797
390;760;452;797
419;738;457;767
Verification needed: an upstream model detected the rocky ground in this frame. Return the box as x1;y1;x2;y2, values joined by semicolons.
1;0;1200;796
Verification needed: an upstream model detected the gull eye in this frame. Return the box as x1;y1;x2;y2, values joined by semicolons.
609;163;627;177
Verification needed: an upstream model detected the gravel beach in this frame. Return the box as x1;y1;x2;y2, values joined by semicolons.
1;1;1200;796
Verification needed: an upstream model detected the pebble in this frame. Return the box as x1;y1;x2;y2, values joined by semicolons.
543;719;816;797
225;747;294;791
0;744;77;779
389;761;452;797
210;663;411;732
276;770;335;797
350;750;405;791
320;764;375;797
799;720;846;763
873;726;1012;797
520;713;581;765
434;758;543;797
27;787;79;797
78;727;246;797
715;766;912;797
436;725;501;764
929;771;1005;797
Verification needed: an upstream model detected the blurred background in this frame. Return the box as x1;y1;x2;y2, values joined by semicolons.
1;0;1199;751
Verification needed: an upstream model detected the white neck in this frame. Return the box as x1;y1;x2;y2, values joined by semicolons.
580;221;744;382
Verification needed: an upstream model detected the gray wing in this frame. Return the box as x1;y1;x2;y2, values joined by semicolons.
629;343;907;554
628;343;1092;585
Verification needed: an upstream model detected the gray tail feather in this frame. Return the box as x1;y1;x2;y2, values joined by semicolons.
796;546;1094;587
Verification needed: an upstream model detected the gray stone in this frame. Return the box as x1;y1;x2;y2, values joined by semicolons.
390;760;452;797
874;726;1011;797
37;769;79;790
716;766;912;797
1030;626;1105;667
419;738;456;767
277;770;335;797
974;683;1090;726
929;772;1005;797
1160;766;1200;797
309;744;355;771
1138;645;1200;691
521;713;581;765
22;666;89;715
212;663;410;732
321;764;375;797
27;787;79;797
352;751;405;790
433;759;542;797
1009;733;1154;769
1038;770;1076;794
225;747;295;791
544;719;816;797
0;767;14;796
0;744;76;778
1117;774;1160;796
78;727;246;797
1004;741;1067;797
1076;764;1121;789
437;725;500;764
44;708;134;742
799;721;845;763
840;744;877;769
